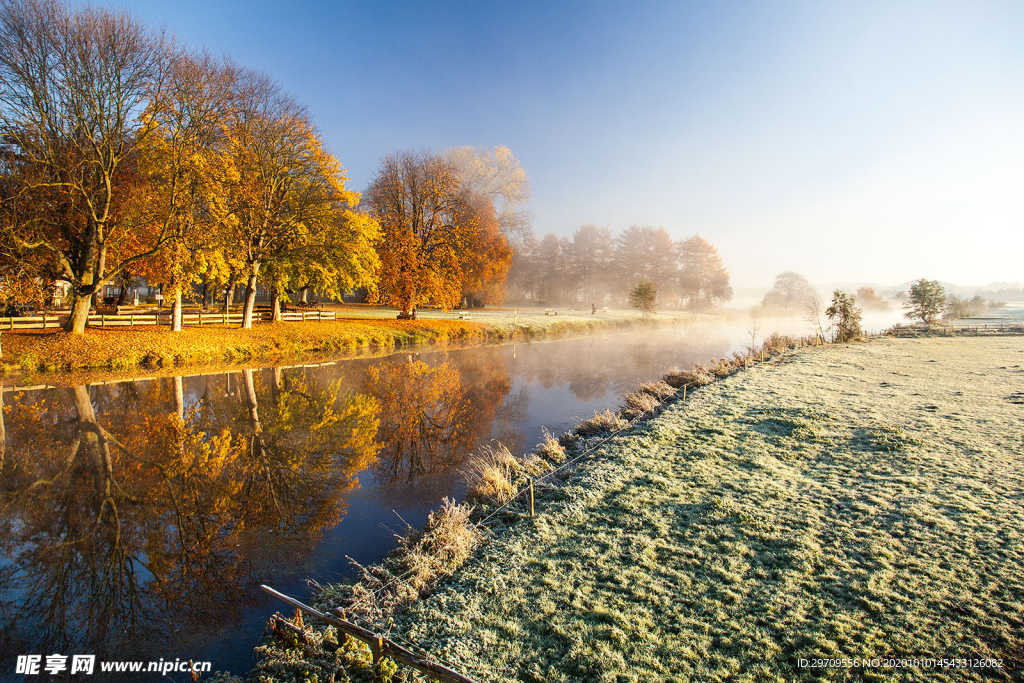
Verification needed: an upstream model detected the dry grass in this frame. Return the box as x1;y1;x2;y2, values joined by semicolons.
392;498;481;598
575;408;627;437
463;442;521;504
621;390;661;418
536;427;567;464
639;380;676;400
319;498;481;626
1;311;680;377
1;319;495;373
663;365;714;387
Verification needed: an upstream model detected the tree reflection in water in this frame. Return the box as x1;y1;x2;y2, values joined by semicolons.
0;372;380;662
363;355;510;485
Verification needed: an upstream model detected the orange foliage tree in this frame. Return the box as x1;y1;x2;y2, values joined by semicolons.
365;152;512;317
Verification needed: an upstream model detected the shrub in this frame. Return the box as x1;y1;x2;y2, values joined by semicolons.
639;380;676;399
663;366;714;387
622;390;660;418
826;290;864;342
629;281;657;315
536;427;567;463
575;408;627;436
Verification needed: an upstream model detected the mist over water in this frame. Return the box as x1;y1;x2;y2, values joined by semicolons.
0;312;906;675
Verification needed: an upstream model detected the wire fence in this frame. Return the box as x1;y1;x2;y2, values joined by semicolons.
261;337;823;680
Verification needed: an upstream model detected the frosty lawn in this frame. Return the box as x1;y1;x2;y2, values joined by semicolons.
387;336;1023;680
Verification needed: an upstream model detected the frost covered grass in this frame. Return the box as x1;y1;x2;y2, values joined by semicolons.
383;336;1024;680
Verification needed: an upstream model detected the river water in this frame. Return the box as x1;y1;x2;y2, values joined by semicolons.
0;314;901;676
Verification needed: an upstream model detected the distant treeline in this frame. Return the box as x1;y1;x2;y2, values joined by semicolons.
506;226;732;310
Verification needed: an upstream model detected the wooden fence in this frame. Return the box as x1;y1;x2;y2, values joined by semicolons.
0;309;340;330
260;585;476;683
890;320;1023;336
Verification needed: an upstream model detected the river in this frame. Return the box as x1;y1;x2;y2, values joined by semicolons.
0;313;902;676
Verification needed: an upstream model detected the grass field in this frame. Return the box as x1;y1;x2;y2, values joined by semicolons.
367;336;1024;681
0;305;686;376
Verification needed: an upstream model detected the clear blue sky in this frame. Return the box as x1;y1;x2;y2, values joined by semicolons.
84;0;1022;287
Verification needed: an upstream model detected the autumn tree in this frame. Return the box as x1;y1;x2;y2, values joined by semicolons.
444;145;530;245
616;226;678;301
456;193;512;307
905;278;946;326
761;272;818;315
366;151;508;318
135;54;232;331
0;0;176;333
570;225;616;305
678;235;732;311
855;286;890;311
215;69;373;327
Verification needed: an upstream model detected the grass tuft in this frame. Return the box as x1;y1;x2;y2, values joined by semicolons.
536;427;567;464
639;380;676;400
575;408;628;436
463;442;521;504
663;366;714;387
621;390;661;418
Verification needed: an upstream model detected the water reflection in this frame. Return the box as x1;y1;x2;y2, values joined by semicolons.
1;321;889;672
0;372;380;666
366;356;510;484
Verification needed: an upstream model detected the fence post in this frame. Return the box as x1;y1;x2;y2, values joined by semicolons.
529;479;535;518
130;313;134;327
198;311;202;325
41;312;46;329
101;314;105;328
682;384;687;400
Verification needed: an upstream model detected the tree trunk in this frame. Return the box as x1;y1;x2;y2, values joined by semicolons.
223;285;232;317
242;368;261;433
299;287;309;305
171;287;183;332
241;271;259;329
65;289;94;333
173;375;185;421
117;281;129;306
71;384;113;496
0;388;5;472
271;290;283;322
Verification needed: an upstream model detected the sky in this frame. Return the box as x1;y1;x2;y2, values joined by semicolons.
80;0;1023;288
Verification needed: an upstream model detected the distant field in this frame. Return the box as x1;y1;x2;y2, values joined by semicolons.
388;336;1024;680
321;303;694;326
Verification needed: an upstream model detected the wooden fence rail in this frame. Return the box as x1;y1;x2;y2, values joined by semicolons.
260;584;477;683
0;309;339;330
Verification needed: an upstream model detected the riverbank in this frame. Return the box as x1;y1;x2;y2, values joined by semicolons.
0;306;685;377
255;335;1024;680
